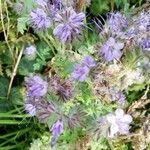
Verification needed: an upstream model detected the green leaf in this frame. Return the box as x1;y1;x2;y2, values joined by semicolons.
0;77;9;97
9;87;24;105
0;49;13;65
18;57;35;75
17;16;29;34
91;0;109;15
33;41;53;70
47;113;58;128
128;83;146;92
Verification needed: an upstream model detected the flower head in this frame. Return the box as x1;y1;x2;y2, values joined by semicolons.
110;88;126;105
24;97;39;116
51;119;64;147
123;27;139;39
71;64;90;81
114;91;126;105
25;103;36;116
101;37;124;62
24;45;37;60
30;8;51;30
82;56;96;68
106;108;132;137
53;7;85;43
136;12;150;31
108;12;128;32
25;75;48;98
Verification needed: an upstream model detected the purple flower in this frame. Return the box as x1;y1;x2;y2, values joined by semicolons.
106;109;132;137
124;27;139;39
101;37;124;62
139;37;150;51
136;12;150;31
30;8;51;30
24;45;37;60
53;0;62;9
108;12;128;32
25;103;36;116
47;0;62;18
110;88;126;105
82;56;96;68
53;7;85;43
71;64;90;81
115;91;126;105
25;75;48;98
24;97;39;116
51;119;64;147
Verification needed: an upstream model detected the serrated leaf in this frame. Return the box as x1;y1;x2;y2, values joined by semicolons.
17;16;29;34
18;57;35;75
91;0;109;15
9;87;24;105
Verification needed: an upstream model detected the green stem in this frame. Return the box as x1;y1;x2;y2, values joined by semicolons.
0;113;31;118
0;120;27;125
41;34;56;55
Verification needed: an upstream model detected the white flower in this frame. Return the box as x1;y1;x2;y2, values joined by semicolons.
106;108;132;137
24;45;37;60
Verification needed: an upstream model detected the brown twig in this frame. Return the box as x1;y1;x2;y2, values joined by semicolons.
76;0;86;12
7;46;24;98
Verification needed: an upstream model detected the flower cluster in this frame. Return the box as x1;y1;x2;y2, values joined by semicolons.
27;1;86;43
71;56;96;81
25;75;48;116
21;2;150;148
